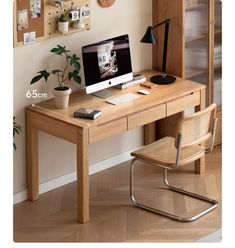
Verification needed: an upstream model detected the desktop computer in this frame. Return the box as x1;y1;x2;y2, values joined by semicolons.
82;34;133;98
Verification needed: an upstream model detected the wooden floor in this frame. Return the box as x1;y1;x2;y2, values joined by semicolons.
14;146;222;242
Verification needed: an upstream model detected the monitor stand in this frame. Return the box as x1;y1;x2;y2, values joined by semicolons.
92;89;116;99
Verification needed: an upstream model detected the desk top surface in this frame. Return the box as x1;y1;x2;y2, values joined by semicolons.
26;70;205;128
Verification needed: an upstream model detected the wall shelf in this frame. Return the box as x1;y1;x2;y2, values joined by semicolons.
55;25;90;36
13;0;91;47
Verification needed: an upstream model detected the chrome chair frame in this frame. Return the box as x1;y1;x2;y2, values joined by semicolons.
129;117;218;222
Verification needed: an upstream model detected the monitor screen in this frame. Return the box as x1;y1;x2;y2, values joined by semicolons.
82;34;133;94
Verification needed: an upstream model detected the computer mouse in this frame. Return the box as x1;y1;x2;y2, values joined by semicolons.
137;89;150;95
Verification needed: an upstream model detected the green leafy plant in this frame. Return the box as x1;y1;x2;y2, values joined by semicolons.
58;13;69;22
13;116;22;150
30;45;81;89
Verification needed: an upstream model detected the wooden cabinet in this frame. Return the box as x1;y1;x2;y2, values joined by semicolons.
184;0;222;108
185;0;211;104
152;0;222;145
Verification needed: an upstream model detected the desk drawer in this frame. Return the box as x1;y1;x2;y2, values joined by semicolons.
128;104;166;130
167;91;200;116
89;117;127;144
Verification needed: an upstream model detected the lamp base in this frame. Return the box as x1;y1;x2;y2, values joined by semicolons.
150;74;176;85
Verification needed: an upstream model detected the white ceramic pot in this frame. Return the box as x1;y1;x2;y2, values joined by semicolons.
58;21;69;33
53;87;72;109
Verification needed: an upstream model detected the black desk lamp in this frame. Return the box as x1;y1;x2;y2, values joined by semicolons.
141;19;176;84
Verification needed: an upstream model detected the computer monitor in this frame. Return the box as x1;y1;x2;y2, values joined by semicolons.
82;34;133;95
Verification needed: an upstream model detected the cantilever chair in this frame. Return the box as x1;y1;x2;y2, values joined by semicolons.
130;103;218;222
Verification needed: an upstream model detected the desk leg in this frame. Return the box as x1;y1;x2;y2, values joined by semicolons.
76;127;89;223
144;123;156;145
195;88;206;174
26;110;39;201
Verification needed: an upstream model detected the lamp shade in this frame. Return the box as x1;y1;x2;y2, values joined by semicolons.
140;26;157;44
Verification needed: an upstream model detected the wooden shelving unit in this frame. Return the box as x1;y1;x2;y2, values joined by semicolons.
152;0;222;146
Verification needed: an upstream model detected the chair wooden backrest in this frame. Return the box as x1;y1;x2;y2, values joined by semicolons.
175;103;217;151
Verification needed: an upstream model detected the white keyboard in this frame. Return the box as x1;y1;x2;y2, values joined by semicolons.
106;93;139;105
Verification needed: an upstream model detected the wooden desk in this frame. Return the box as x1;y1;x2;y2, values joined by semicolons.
26;70;206;223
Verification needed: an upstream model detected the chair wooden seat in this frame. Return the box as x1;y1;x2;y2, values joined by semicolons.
131;137;205;168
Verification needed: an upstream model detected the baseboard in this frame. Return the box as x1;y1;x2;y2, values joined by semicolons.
13;147;140;204
197;229;222;242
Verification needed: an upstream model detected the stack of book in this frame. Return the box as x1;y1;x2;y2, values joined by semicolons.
74;108;102;120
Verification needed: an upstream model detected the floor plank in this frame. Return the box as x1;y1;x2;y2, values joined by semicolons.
14;146;222;242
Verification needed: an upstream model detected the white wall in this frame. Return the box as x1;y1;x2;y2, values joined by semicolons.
13;0;152;193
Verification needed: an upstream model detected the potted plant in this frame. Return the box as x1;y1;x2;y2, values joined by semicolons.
13;116;22;150
30;45;81;109
58;13;69;33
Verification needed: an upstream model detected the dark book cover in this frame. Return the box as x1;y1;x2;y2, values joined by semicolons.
74;108;102;120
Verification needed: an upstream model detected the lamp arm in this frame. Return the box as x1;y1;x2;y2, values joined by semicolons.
152;19;170;75
162;21;169;75
152;19;170;29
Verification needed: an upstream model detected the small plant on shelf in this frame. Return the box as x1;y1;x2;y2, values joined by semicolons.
30;45;82;108
58;13;69;33
13;116;22;150
58;13;69;22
